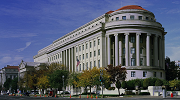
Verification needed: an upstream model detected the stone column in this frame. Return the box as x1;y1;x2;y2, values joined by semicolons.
154;35;158;66
69;48;71;72
114;33;119;66
136;33;140;66
159;37;162;68
146;33;151;66
125;33;129;66
71;47;74;72
66;49;68;70
107;35;111;65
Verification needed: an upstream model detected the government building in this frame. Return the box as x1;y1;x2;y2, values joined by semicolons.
33;5;166;80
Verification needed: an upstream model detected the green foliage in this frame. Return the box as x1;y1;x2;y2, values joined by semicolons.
126;80;135;90
165;57;179;80
143;78;149;89
48;70;69;90
169;79;180;90
121;81;127;89
105;81;111;89
116;81;121;89
155;79;163;86
4;78;12;90
11;77;18;93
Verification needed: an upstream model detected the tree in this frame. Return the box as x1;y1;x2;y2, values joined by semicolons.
116;81;121;96
105;65;127;83
77;67;110;94
165;56;178;80
121;81;127;89
169;79;180;90
48;70;69;90
36;75;50;93
11;77;18;93
4;78;12;91
155;79;163;86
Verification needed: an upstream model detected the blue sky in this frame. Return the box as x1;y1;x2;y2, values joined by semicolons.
0;0;180;69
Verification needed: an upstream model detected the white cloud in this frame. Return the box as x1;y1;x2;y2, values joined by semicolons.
17;42;31;52
0;56;12;63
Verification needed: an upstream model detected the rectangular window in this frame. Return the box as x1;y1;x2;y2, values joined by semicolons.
140;48;143;54
90;52;92;57
86;53;88;58
79;46;81;51
48;58;49;62
143;71;147;77
94;41;96;47
160;72;162;77
94;61;96;67
83;54;84;59
98;60;100;68
123;35;125;43
86;62;88;69
146;17;149;20
79;64;81;71
76;47;78;52
98;49;100;55
151;49;153;55
131;58;136;66
140;58;143;66
140;36;143;43
130;35;135;43
83;63;84;70
111;49;113;55
79;55;81;60
90;62;92;69
83;45;84;50
86;43;88;49
94;51;96;56
130;15;134;20
131;71;135;77
58;54;59;59
139;16;142;20
123;58;125;66
122;16;126;20
154;72;156;77
123;48;125;54
98;39;100;45
116;17;119;21
50;57;51;61
54;56;55;60
131;47;135;54
90;42;92;48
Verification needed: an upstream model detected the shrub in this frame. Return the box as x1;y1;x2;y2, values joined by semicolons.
121;81;127;89
143;78;150;89
155;79;163;86
126;80;135;90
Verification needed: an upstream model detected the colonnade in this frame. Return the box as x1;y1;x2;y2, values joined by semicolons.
107;32;165;68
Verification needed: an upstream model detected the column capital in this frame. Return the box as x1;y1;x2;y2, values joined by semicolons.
124;33;129;35
147;33;151;36
136;32;141;35
114;33;118;36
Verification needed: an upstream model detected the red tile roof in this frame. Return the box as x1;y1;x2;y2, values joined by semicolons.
105;5;147;14
106;10;114;14
115;5;147;11
5;66;19;69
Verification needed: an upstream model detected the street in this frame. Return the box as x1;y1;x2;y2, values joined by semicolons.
0;95;180;100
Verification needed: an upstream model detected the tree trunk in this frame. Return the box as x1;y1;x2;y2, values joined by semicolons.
118;88;120;96
90;86;91;96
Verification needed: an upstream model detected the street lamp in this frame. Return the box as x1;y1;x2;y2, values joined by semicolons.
62;75;64;97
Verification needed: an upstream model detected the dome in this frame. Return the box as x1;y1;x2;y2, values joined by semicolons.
115;5;147;11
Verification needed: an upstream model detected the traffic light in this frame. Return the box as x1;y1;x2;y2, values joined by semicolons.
100;76;103;82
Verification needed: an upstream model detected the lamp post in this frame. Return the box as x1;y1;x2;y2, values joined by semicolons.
62;75;64;97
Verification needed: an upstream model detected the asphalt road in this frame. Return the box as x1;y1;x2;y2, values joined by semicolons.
0;95;180;100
